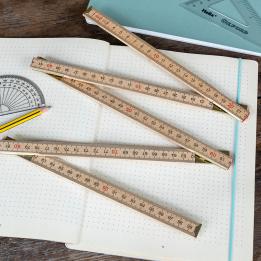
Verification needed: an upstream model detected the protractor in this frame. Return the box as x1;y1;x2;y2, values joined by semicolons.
0;75;45;116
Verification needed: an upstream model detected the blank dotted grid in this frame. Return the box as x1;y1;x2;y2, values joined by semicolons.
80;46;241;251
0;155;85;224
0;39;110;230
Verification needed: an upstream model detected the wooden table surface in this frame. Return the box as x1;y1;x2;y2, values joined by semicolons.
0;0;260;260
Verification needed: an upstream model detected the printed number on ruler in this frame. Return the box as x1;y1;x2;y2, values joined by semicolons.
22;154;202;237
83;7;249;122
48;76;232;169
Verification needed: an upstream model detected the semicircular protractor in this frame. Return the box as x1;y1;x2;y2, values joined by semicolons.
0;75;45;116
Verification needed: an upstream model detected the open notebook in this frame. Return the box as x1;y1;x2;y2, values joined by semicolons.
0;38;258;261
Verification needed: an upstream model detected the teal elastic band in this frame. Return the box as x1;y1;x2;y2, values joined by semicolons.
228;58;242;261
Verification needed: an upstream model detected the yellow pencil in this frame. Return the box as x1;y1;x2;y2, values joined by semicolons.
0;107;49;133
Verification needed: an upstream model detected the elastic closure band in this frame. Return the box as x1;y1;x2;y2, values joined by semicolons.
228;58;242;261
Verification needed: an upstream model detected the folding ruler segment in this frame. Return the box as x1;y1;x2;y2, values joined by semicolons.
181;0;261;47
40;73;232;169
0;139;213;163
31;57;219;111
21;154;202;237
83;7;249;122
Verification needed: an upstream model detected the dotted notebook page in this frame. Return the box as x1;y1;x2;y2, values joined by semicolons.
68;47;257;261
0;38;110;243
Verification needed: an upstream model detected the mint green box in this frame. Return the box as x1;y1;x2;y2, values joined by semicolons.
87;0;261;56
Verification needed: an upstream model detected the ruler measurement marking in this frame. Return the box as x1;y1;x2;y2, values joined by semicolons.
0;140;197;163
83;7;249;122
32;57;216;110
47;77;232;169
23;155;201;237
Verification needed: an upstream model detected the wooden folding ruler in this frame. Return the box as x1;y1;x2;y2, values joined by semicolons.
20;154;202;237
30;62;232;169
0;139;217;163
83;7;249;122
31;57;247;113
31;57;219;112
22;6;246;236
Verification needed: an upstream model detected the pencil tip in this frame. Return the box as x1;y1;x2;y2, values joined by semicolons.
20;155;34;161
40;106;51;113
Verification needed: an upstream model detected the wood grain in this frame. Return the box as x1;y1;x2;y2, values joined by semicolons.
0;0;260;260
